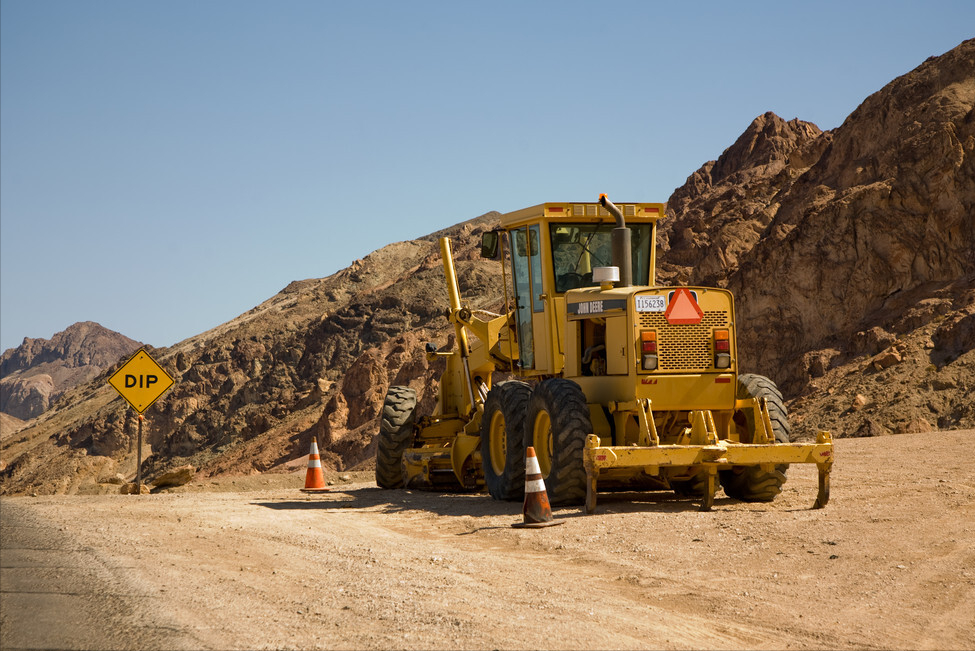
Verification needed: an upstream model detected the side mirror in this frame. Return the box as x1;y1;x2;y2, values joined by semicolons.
480;231;501;260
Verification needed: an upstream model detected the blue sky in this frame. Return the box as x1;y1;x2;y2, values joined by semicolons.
1;1;972;353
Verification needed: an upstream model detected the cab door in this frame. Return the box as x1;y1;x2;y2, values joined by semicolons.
511;223;559;373
526;224;552;371
510;226;539;370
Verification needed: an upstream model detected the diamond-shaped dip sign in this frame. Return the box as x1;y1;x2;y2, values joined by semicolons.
108;348;174;413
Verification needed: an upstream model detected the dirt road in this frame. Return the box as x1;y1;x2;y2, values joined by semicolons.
2;430;973;650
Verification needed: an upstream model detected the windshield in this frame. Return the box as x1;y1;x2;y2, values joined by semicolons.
550;222;652;292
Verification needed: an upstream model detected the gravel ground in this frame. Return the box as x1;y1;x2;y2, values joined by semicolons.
2;430;974;650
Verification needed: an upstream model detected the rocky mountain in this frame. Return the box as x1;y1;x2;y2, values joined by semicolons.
0;322;143;421
1;39;972;496
659;38;975;436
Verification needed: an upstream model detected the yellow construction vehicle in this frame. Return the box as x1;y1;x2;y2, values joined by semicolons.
375;195;833;512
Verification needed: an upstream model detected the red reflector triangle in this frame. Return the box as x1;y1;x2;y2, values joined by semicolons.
665;288;704;324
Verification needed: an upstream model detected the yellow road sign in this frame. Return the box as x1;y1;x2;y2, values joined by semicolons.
108;348;175;413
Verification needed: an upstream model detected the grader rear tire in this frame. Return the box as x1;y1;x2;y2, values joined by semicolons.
719;374;790;502
480;381;531;501
670;472;708;498
526;378;590;505
375;386;417;489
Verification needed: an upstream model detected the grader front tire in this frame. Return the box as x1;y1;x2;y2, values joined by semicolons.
526;378;590;506
720;374;790;502
480;381;531;501
375;386;417;489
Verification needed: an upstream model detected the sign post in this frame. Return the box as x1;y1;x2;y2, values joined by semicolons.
108;348;175;492
137;414;144;488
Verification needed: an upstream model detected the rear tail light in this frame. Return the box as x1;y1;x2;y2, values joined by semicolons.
641;331;658;371
641;330;657;353
714;328;731;369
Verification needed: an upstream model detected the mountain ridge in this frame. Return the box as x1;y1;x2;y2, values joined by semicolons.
0;321;143;422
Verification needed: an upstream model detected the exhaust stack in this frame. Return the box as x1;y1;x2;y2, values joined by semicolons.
598;194;632;287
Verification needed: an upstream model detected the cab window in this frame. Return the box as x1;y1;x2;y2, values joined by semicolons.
550;222;652;292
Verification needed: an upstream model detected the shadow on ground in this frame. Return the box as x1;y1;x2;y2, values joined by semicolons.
250;485;752;518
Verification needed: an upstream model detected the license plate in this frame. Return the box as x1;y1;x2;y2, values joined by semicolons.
635;295;666;312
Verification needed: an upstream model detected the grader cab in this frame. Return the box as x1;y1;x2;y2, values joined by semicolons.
375;196;833;512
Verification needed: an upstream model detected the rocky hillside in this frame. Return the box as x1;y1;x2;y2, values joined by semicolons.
659;38;975;436
0;322;143;422
1;39;972;496
0;218;505;492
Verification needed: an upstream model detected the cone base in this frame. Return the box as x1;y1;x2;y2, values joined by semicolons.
512;519;564;528
300;487;330;493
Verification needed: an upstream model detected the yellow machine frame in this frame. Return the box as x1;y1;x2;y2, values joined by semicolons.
391;198;833;512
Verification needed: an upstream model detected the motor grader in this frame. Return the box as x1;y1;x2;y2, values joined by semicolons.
375;195;833;512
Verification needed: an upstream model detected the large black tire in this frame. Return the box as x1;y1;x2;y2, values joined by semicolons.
480;381;531;501
375;386;417;489
525;378;591;505
719;374;791;502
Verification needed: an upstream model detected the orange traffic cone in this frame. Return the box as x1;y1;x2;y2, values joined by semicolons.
512;446;563;528
300;438;329;493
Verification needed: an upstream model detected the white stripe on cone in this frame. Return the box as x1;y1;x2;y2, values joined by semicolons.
525;478;546;493
525;454;542;476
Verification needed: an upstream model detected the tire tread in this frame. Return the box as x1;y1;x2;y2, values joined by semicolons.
719;373;790;502
375;386;417;489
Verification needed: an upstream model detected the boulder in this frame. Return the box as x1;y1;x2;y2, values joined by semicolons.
872;350;903;372
152;464;196;489
854;419;890;438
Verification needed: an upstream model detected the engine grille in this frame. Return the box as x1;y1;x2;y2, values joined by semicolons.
639;310;731;371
